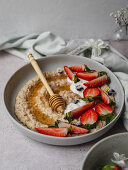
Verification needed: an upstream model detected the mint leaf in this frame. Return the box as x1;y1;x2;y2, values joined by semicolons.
64;112;73;124
48;120;60;128
84;65;93;73
99;113;116;124
93;96;101;100
98;71;111;84
106;76;111;84
82;96;101;102
82;96;94;102
55;120;60;127
74;76;80;83
98;71;107;77
82;122;97;130
110;100;116;107
68;126;72;132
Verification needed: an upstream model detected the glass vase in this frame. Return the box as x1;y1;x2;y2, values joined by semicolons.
114;25;128;40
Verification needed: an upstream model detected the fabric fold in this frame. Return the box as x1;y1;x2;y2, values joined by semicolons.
0;31;128;130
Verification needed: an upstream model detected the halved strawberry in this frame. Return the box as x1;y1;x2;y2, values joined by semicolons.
67;101;95;119
58;122;89;133
69;65;85;72
84;75;107;87
64;66;74;81
99;88;110;104
76;70;98;81
36;127;68;137
95;103;113;115
83;88;100;98
80;109;98;125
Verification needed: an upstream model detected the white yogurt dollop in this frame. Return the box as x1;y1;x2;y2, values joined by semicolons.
67;77;73;84
67;77;88;98
64;99;87;114
64;77;88;114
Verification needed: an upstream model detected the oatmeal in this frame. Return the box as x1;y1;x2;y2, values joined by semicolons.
15;70;80;130
15;64;116;137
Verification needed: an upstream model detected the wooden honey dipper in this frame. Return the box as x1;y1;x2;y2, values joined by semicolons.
28;53;65;112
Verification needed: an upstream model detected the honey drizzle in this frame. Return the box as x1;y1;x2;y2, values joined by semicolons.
28;82;55;126
27;75;70;126
54;85;70;93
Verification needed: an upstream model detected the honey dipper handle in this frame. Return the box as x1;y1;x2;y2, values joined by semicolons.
28;53;54;96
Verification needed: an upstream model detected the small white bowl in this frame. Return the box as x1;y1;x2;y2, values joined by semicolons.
81;132;128;170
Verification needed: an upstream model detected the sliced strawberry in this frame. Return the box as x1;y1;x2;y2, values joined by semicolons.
76;70;98;81
64;66;74;81
83;88;100;98
36;127;68;137
58;122;89;133
80;109;98;125
99;88;110;104
69;101;95;119
84;75;107;87
95;103;113;115
69;65;85;72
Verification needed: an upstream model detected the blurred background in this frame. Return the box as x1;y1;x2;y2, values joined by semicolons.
0;0;127;44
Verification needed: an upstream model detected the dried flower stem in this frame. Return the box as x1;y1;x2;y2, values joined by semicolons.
110;8;128;26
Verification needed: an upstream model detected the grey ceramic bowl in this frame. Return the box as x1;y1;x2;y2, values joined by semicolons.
81;132;128;170
4;55;124;145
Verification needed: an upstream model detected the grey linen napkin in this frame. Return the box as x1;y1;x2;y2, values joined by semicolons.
0;31;128;130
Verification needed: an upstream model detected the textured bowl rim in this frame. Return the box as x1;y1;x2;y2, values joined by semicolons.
4;54;125;142
81;132;128;170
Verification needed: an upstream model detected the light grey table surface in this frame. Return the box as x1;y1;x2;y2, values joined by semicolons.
0;40;128;170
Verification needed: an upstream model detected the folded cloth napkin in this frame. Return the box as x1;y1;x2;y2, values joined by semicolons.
0;31;128;130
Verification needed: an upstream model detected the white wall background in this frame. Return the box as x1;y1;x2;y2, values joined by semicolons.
0;0;127;43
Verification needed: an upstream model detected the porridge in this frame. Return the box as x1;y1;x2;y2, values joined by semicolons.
15;64;116;137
